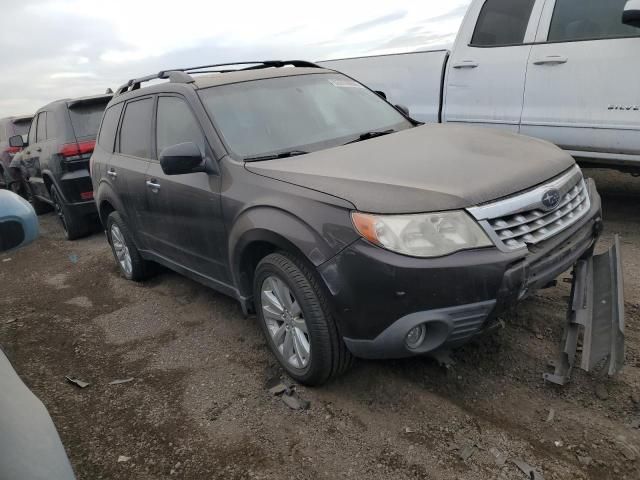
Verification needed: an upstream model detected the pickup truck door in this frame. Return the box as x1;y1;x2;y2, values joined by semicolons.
444;0;546;131
521;0;640;167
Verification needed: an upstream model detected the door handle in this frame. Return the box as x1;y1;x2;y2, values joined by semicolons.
452;61;479;69
107;169;117;178
533;56;568;66
146;180;161;191
35;147;42;152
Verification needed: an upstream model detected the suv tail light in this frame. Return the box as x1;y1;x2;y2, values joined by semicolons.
4;146;20;156
59;140;96;161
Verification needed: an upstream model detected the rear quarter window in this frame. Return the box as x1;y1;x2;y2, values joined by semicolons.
68;101;110;140
98;103;124;153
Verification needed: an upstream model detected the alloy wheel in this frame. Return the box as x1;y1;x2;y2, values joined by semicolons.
261;275;311;369
50;188;68;233
110;224;133;276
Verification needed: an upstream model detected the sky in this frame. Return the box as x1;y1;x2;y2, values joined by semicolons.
0;0;470;118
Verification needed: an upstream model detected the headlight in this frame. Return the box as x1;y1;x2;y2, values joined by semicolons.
351;211;493;258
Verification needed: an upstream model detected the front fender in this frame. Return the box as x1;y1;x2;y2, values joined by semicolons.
228;206;358;298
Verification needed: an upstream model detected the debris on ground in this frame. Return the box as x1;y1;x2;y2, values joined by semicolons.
490;447;507;466
2;258;12;263
69;254;79;264
109;377;135;385
66;376;90;388
512;458;544;480
117;455;131;463
577;455;592;466
627;418;640;429
554;440;563;448
595;383;609;401
546;408;555;423
459;444;476;461
268;382;290;395
403;426;415;434
5;318;17;324
281;392;310;410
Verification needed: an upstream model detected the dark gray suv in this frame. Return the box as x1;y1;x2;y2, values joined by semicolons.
0;115;32;190
10;94;111;239
92;61;618;386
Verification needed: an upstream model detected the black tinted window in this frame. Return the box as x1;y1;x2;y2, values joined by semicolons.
119;98;153;158
471;0;536;46
156;97;205;156
36;112;47;142
69;100;110;140
98;103;123;153
549;0;640;42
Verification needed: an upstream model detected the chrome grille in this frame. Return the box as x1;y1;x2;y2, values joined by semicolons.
468;166;591;251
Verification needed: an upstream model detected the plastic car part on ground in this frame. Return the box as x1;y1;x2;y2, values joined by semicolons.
545;235;625;385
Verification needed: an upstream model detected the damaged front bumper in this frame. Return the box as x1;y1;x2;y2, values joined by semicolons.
544;235;625;384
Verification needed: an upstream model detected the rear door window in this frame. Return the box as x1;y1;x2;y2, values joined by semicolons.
12;119;31;137
119;98;153;158
36;112;47;142
548;0;640;42
471;0;536;46
156;96;205;157
69;100;110;140
98;103;124;153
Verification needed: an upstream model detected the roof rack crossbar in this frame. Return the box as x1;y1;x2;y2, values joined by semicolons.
115;60;322;95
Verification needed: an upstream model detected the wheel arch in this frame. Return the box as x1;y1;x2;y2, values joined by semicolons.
229;207;336;307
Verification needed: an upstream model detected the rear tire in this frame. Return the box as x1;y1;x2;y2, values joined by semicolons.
50;184;88;240
254;252;353;386
24;182;53;214
106;211;152;281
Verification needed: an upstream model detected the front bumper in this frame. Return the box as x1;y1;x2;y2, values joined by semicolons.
318;179;603;359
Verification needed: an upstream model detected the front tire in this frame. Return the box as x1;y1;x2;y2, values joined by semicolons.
254;252;353;386
106;211;151;281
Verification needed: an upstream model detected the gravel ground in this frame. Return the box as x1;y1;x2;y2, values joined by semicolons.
1;169;639;480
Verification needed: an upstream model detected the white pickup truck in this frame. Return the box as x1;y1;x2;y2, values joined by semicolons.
320;0;640;174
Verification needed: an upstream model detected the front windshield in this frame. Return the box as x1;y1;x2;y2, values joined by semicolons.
198;72;412;159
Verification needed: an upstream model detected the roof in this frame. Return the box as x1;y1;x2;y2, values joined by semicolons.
193;66;332;89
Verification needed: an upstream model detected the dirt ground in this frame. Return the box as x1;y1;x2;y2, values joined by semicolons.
1;168;639;480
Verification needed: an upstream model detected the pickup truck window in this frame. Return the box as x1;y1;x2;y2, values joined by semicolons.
471;0;536;46
199;73;412;159
548;0;640;42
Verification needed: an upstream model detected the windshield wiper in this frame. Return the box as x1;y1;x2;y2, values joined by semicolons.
244;150;309;162
343;129;395;145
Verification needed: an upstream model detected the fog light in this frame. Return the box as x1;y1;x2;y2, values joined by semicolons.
405;324;427;350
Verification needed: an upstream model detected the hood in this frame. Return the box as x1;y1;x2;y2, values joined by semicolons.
245;124;576;213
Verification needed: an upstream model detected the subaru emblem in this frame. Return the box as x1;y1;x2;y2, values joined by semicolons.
541;188;561;211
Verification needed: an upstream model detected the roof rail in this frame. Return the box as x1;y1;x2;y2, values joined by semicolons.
115;60;322;95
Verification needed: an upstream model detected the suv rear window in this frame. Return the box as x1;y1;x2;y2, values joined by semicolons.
471;0;536;46
11;119;31;137
69;100;110;140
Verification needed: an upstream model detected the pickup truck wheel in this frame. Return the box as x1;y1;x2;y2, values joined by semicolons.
50;185;88;240
106;211;150;281
254;252;353;386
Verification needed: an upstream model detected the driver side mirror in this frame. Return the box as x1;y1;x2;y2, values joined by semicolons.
623;0;640;27
159;142;205;176
9;135;25;148
0;191;39;252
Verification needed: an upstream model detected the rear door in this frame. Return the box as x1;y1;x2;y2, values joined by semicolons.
23;112;49;199
110;97;154;243
144;94;228;283
443;0;545;131
521;0;640;165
